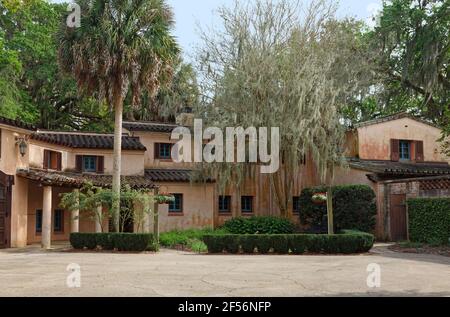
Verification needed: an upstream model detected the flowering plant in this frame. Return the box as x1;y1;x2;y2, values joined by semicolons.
155;193;175;204
311;192;327;204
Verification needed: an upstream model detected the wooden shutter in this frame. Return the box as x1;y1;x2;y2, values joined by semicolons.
96;156;104;174
75;155;83;172
415;141;424;162
391;139;400;162
154;143;160;159
56;152;62;171
43;150;50;169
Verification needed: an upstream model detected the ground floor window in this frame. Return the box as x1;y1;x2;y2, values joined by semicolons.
293;196;300;214
219;196;231;213
54;209;64;233
35;210;42;233
241;196;253;214
169;194;183;213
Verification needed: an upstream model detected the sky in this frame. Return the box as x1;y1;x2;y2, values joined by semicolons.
53;0;383;61
167;0;382;61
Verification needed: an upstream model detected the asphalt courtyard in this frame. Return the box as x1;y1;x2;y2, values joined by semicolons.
0;244;449;297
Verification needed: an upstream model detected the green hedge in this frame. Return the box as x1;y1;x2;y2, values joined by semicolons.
407;198;450;245
221;216;295;234
70;233;157;252
299;185;377;233
202;232;374;255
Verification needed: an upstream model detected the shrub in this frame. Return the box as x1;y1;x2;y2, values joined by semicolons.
221;216;295;234
407;198;450;245
299;185;377;233
70;233;154;252
159;228;218;248
202;232;375;254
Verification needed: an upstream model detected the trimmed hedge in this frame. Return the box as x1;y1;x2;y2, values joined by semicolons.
299;185;377;233
202;232;374;255
407;198;450;245
221;216;295;234
70;233;157;252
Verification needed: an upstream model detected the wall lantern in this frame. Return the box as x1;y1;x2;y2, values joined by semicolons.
15;137;28;157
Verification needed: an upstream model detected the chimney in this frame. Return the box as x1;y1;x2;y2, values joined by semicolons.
176;107;195;127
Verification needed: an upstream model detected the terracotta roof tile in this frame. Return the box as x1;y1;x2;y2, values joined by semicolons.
123;121;181;133
30;133;146;151
145;169;214;183
348;159;450;176
0;116;36;131
17;168;156;189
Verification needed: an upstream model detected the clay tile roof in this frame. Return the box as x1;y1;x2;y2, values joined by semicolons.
30;132;146;151
354;112;441;129
145;169;214;183
348;159;450;176
0;116;36;131
17;168;157;189
123;121;181;133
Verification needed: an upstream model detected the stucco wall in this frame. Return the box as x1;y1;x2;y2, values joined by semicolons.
29;141;145;175
149;182;215;232
357;118;447;162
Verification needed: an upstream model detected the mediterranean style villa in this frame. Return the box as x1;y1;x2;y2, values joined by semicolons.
1;111;450;248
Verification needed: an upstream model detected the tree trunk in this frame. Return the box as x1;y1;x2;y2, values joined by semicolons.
153;188;160;243
327;185;334;235
112;95;124;232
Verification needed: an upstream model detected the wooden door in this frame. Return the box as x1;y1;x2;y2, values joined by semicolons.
0;184;7;248
390;194;407;241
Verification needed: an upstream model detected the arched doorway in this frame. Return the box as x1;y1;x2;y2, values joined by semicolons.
0;171;13;249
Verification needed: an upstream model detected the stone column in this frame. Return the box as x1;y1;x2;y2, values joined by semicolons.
95;205;102;233
41;186;52;249
71;189;80;233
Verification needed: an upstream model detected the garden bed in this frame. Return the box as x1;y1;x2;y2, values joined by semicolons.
70;233;158;252
389;242;450;257
203;231;375;255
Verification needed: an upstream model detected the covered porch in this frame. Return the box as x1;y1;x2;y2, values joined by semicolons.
17;168;157;249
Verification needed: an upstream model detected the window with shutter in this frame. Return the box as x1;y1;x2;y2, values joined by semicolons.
96;156;104;173
75;155;83;172
415;141;424;162
391;139;400;162
43;150;62;170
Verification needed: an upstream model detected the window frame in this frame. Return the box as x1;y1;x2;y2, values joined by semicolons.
155;143;173;160
168;193;183;215
53;209;64;233
293;196;301;214
82;155;98;173
399;140;411;161
35;209;43;234
241;196;253;214
218;195;232;214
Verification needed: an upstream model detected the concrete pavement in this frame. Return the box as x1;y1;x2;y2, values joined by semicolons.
0;244;448;297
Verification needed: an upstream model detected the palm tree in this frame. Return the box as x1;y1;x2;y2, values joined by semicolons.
58;0;179;231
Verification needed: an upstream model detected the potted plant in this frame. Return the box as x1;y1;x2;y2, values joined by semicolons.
311;192;327;205
155;193;175;205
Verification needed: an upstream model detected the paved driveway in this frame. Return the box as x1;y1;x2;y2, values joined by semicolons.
0;244;449;297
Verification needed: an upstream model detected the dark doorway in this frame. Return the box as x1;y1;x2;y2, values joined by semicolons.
390;194;407;241
0;171;13;249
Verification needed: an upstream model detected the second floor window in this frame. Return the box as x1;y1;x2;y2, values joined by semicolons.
155;143;172;160
83;156;97;172
399;140;411;160
219;196;231;213
241;196;253;214
43;150;62;171
75;155;104;173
